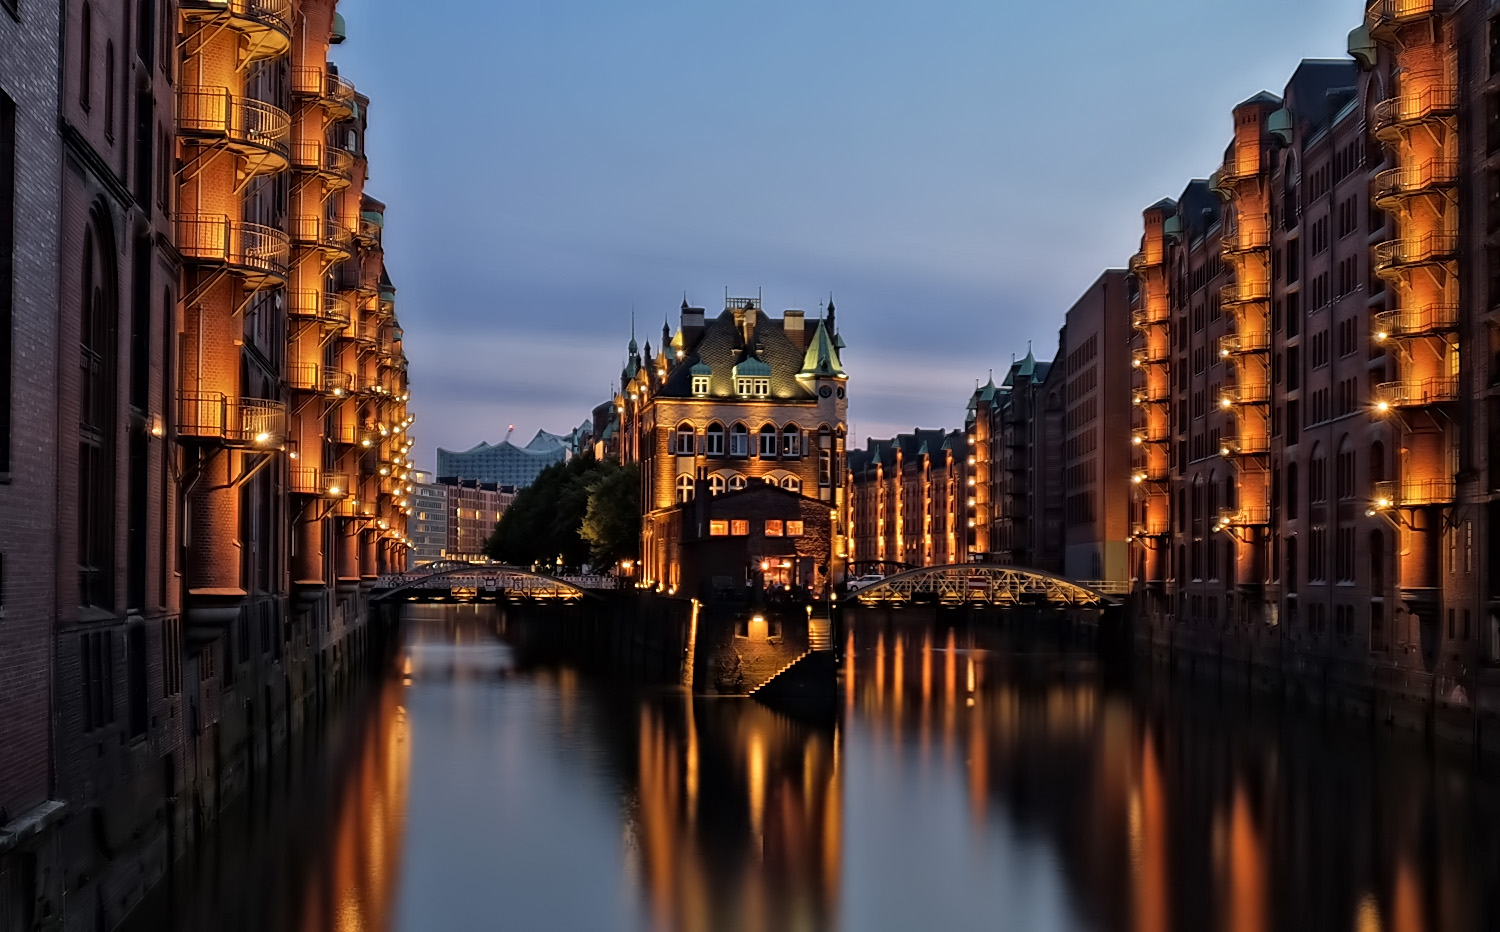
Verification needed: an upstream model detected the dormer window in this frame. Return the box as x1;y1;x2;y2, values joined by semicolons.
692;375;710;395
736;376;769;397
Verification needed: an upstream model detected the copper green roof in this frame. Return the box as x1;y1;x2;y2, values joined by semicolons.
732;356;771;377
798;320;845;378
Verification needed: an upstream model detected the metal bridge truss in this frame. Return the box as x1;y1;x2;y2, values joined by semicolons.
373;561;605;602
852;564;1119;607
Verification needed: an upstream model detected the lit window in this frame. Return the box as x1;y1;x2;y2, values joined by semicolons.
729;424;748;457
728;474;746;491
709;520;729;536
765;520;783;537
781;426;801;457
735;376;769;397
692;375;710;395
676;474;695;503
759;425;778;457
675;423;695;455
705;423;725;455
730;519;749;535
709;474;726;496
786;520;804;536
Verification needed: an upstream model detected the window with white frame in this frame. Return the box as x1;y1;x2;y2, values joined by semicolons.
705;423;725;455
728;474;746;491
736;376;769;397
676;474;695;503
781;426;801;457
692;374;710;395
675;423;695;455
781;476;801;493
759;425;778;457
729;424;748;456
709;474;726;496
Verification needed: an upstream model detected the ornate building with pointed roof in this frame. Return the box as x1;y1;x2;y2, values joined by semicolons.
617;296;849;595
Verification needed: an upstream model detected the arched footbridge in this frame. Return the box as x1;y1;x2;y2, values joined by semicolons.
373;561;614;603
849;564;1127;607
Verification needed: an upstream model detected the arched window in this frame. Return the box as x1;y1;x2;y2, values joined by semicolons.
709;474;726;496
1309;444;1327;503
676;474;694;503
781;476;801;493
79;208;119;609
705;422;725;456
104;41;116;139
1286;461;1299;519
759;424;778;457
1370;440;1386;484
728;474;746;492
674;422;695;455
1370;530;1386;593
781;424;801;458
729;423;748;457
818;424;833;486
1336;436;1355;500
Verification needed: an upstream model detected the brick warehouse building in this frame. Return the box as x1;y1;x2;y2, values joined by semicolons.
615;296;849;597
1123;2;1500;734
0;1;414;928
845;429;968;571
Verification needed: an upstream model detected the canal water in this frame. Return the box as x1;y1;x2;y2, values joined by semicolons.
127;603;1500;932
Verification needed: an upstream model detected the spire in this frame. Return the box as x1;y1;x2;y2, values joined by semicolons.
681;293;689;312
826;292;836;336
628;311;638;356
798;318;846;380
662;316;670;347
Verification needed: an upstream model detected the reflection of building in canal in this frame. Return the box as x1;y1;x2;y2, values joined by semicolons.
620;698;840;932
845;617;1496;932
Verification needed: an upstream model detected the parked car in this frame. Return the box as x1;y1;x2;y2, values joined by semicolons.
845;574;886;592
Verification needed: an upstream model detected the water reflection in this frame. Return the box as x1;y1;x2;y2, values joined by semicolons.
130;605;1500;932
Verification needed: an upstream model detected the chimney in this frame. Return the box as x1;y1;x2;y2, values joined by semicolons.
783;310;804;337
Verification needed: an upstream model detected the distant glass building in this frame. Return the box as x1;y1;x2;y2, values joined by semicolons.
435;430;572;487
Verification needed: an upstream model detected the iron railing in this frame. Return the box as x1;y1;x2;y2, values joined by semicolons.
180;0;292;40
1373;377;1459;407
175;215;289;281
1372;86;1458;136
177;87;289;160
1372;159;1458;204
1373;478;1456;507
1219;331;1270;356
178;392;285;445
1374;232;1458;273
1373;305;1459;339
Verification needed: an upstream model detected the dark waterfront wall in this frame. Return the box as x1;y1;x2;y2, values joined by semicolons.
1130;600;1500;755
501;594;818;695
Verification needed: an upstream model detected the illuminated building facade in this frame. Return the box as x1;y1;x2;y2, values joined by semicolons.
0;2;414;926
845;430;968;570
619;296;848;593
1125;6;1500;721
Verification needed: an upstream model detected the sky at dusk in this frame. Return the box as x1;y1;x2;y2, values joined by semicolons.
331;0;1359;471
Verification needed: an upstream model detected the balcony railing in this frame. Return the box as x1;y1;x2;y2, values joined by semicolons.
1220;433;1270;456
180;0;292;56
1219;331;1270;356
357;216;382;244
175;215;289;284
326;420;360;446
1134;384;1171;405
1374;233;1458;275
289;141;354;188
1372;305;1459;340
1372;86;1458;138
178;87;290;168
1131;518;1172;538
287;290;349;330
1220;279;1271;307
286;363;321;393
336;265;378;295
1220;381;1270;406
178;393;285;446
1131;307;1168;331
1219;151;1260;186
291;216;354;256
1367;0;1448;34
1373;478;1456;508
1373;377;1459;408
1134;463;1170;484
1220;226;1270;256
1372;159;1458;206
1216;508;1271;529
291;67;357;118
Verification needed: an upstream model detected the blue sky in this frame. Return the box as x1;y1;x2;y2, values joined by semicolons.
332;0;1358;470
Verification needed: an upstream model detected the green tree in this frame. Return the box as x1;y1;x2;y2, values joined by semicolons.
483;455;639;571
580;461;640;566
